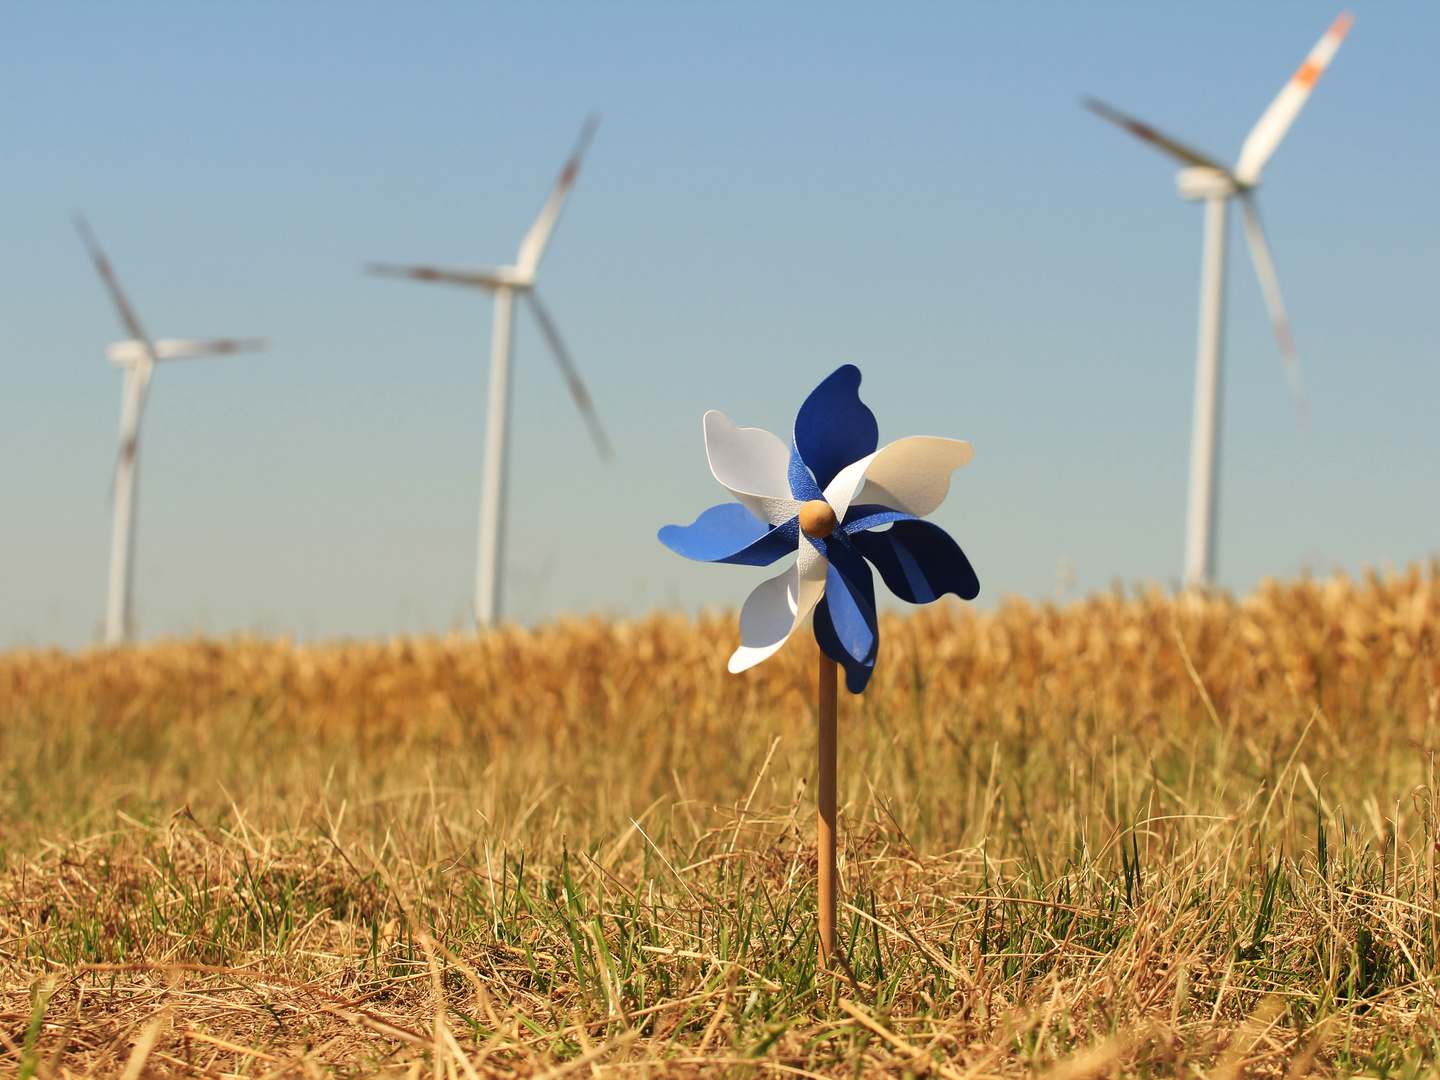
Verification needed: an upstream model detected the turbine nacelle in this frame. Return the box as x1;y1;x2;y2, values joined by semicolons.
107;338;266;367
1176;166;1239;201
479;266;531;290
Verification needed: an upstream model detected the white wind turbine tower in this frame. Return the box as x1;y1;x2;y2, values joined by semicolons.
1085;13;1352;588
76;216;264;645
369;117;611;630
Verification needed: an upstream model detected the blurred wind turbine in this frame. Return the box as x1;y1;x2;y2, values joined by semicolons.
368;117;611;630
75;215;264;645
1085;13;1352;588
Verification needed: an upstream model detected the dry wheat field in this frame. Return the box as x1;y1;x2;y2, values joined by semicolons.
3;568;1440;1078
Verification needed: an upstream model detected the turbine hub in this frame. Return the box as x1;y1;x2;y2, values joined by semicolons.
1176;166;1238;201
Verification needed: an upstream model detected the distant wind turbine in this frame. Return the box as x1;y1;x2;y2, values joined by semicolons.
368;117;611;630
75;215;264;645
1084;13;1352;588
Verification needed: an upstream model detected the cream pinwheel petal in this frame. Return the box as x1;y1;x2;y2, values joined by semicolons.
727;545;828;673
826;436;974;520
822;452;878;523
704;410;804;525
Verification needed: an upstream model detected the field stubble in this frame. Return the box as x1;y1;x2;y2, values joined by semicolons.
2;568;1440;1077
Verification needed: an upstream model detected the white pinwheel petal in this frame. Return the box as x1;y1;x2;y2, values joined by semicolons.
794;540;828;622
704;411;803;525
824;436;973;520
728;544;828;673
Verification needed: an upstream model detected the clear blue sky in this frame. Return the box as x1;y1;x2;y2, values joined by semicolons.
2;1;1436;648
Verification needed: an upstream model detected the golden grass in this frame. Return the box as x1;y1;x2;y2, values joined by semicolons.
1;567;1439;1077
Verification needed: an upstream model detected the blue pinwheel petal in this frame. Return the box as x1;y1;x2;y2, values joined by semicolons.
841;504;917;533
815;534;879;694
658;503;799;566
824;560;876;662
814;595;877;694
787;442;824;503
850;519;980;603
793;365;879;491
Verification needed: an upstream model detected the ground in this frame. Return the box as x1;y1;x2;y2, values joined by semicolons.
2;569;1438;1077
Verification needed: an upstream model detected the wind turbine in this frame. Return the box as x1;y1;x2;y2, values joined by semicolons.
368;117;611;630
1085;13;1352;588
75;215;264;645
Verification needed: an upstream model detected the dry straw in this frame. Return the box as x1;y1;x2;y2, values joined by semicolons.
1;566;1439;1076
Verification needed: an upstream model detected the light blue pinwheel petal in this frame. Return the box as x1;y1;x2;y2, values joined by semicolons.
793;365;879;491
814;595;876;694
658;503;799;566
821;534;878;663
850;519;980;604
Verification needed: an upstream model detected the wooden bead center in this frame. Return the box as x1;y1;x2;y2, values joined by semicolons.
799;500;838;538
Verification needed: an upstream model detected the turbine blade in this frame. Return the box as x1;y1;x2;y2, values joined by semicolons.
522;290;614;460
74;214;156;358
152;337;266;360
1081;97;1230;172
366;263;506;290
1235;13;1353;186
1238;194;1307;418
76;216;160;477
514;115;599;281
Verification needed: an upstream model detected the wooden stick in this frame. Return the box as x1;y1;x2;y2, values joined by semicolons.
817;648;838;966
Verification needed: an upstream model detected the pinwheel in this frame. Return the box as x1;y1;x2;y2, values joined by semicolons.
659;363;979;962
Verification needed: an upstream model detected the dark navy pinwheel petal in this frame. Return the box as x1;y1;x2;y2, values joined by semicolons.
658;503;799;566
814;596;877;694
851;519;980;604
787;442;824;503
793;365;879;490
